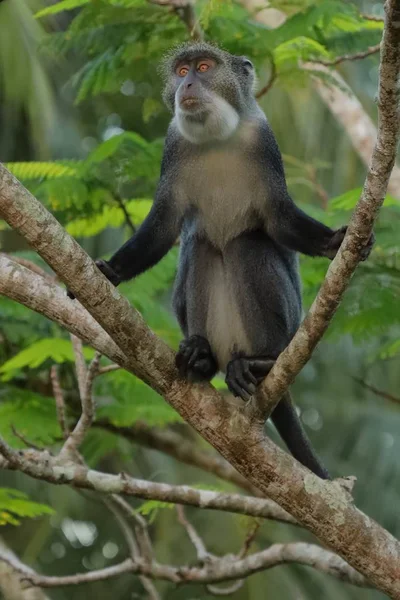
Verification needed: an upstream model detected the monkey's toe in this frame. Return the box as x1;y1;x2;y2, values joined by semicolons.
176;336;217;382
225;356;274;402
360;231;375;261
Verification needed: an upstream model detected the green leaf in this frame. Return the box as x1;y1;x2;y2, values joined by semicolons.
0;338;95;380
0;488;54;526
0;388;60;445
96;370;181;427
67;199;152;237
36;0;90;18
330;188;399;211
136;499;174;523
6;161;79;180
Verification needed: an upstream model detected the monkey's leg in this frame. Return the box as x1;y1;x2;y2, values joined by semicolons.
225;355;330;479
174;235;218;382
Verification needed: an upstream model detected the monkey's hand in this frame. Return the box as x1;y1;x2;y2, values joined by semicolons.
67;259;121;300
324;226;375;261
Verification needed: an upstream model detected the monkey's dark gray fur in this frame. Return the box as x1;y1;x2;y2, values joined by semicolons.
76;42;374;479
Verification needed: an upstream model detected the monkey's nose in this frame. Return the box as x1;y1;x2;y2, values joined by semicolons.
186;82;192;89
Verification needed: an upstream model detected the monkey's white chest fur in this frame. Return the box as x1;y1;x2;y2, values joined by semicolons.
205;256;252;370
177;146;265;248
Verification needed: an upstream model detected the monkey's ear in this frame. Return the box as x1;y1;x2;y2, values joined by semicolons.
241;58;254;73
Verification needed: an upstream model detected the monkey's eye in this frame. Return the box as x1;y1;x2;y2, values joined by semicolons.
177;65;189;77
197;63;210;73
196;58;215;73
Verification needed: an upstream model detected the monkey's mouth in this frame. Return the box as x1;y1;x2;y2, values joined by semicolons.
180;97;200;109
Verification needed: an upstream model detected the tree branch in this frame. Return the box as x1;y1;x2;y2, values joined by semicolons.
1;3;400;594
309;43;380;67
352;376;400;405
50;365;69;439
0;540;369;589
255;0;400;418
60;351;101;456
0;444;296;525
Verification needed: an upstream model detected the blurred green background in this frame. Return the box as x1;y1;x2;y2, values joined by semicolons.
0;0;399;598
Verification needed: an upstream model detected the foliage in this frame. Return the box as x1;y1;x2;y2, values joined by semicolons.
0;387;60;446
0;338;94;381
0;488;54;526
136;499;175;523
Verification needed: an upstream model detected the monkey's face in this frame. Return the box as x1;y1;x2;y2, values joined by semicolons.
162;43;256;115
161;43;256;144
174;57;219;117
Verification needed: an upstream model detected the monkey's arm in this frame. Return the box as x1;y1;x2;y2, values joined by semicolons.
267;198;348;259
99;182;181;285
258;120;373;259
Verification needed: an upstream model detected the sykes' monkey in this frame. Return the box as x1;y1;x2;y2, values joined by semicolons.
72;43;374;479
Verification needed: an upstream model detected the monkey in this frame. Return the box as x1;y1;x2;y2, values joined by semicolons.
69;42;374;479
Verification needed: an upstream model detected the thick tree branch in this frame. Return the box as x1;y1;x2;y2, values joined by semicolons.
0;445;295;525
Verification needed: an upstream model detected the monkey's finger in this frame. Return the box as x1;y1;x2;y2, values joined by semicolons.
187;347;200;368
248;359;274;376
241;361;258;386
233;361;256;397
175;352;190;377
226;378;251;402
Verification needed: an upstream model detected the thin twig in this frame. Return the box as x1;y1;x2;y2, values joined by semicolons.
310;43;380;67
105;498;160;600
238;520;261;559
10;425;43;450
50;365;69;439
115;196;136;234
112;495;154;562
148;0;203;40
352;376;400;405
98;363;121;375
176;505;213;564
256;59;277;99
60;352;101;456
361;13;384;22
70;334;87;399
207;581;244;596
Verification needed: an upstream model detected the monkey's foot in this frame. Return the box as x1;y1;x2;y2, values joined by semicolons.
176;335;218;382
326;226;375;261
225;357;274;402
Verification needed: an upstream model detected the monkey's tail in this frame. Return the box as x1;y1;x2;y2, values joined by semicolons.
271;393;330;480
